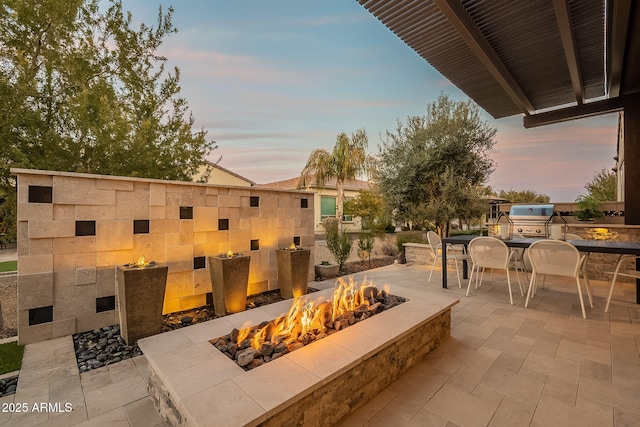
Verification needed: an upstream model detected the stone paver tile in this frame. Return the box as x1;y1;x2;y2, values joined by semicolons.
164;354;244;400
334;387;397;427
231;356;319;415
84;375;149;419
393;363;451;398
384;384;432;420
533;392;612;427
556;339;611;365
488;395;536;427
489;352;525;374
478;367;545;404
181;380;266;427
122;397;163;427
541;375;578;406
610;321;640;337
49;373;85;408
107;358;139;383
11;384;50;409
481;334;532;359
522;351;581;383
614;406;640;427
424;383;499;427
578;375;640;415
3;408;49;427
0;394;14;424
132;355;150;384
580;359;612;382
80;365;113;394
75;407;130;427
144;341;220;378
357;407;427;427
16;362;78;389
47;403;89;427
611;353;640;388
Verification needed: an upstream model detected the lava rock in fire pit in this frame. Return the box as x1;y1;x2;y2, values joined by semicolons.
181;316;193;325
212;282;407;371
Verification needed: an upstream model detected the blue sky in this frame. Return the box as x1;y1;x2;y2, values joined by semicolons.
120;0;618;202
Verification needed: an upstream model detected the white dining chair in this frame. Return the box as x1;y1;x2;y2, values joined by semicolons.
466;237;523;304
525;240;593;318
427;230;469;288
605;255;640;312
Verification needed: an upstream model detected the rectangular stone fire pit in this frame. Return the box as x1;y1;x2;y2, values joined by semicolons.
138;285;457;426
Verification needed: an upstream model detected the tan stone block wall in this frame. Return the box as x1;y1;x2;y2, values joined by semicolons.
13;169;315;344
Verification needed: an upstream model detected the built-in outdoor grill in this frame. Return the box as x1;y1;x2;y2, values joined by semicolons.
509;204;555;237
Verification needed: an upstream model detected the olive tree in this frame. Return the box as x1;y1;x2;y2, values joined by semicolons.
376;94;496;236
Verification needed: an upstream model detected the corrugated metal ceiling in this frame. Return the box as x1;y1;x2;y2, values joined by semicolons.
359;0;611;119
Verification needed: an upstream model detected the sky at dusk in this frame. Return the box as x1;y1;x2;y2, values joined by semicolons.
119;0;619;202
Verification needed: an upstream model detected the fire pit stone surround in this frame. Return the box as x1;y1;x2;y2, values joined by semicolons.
139;285;457;426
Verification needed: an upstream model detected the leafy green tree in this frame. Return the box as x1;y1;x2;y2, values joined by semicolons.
584;169;616;201
497;189;550;203
343;189;390;234
299;129;372;232
376;94;496;236
0;0;215;239
323;218;352;273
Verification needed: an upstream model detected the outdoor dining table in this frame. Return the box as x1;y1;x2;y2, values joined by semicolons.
442;235;640;304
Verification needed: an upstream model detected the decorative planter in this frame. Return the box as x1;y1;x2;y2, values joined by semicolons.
315;263;339;280
276;249;311;298
208;255;251;317
116;264;168;345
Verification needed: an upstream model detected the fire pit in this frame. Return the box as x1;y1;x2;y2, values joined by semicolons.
139;283;457;426
212;277;406;370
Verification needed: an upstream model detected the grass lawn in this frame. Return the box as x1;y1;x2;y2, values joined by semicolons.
0;341;24;375
0;260;17;272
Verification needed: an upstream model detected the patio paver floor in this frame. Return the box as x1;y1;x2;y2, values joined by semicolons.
1;262;639;427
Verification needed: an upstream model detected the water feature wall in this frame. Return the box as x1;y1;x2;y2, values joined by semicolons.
12;168;314;344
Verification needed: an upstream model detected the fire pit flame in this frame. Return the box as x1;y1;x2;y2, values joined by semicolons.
235;276;382;352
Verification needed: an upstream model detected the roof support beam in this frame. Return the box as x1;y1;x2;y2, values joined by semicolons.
523;93;640;128
432;0;535;115
607;0;632;98
553;0;584;105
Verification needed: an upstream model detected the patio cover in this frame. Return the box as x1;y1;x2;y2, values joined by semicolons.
359;0;640;127
360;0;640;224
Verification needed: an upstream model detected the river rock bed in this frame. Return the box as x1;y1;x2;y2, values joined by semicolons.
0;376;18;397
73;288;320;373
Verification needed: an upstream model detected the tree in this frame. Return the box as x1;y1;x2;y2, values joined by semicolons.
497;189;550;203
584;169;616;201
323;218;352;273
0;0;215;240
376;94;496;236
298;129;372;231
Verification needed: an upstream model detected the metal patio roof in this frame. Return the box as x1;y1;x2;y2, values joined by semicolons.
359;0;640;127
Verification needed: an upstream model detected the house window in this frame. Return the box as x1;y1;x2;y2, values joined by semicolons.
320;197;352;222
320;197;336;220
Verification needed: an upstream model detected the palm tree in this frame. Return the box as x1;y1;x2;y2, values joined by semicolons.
299;129;371;232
